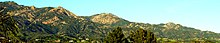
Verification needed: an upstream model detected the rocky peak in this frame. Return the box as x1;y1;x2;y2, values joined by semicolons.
165;22;176;26
91;13;120;24
30;6;35;10
48;6;77;18
163;22;182;29
57;6;63;9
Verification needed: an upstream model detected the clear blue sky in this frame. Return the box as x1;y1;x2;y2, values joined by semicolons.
1;0;220;33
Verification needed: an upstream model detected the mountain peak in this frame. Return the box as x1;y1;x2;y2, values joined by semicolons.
48;6;77;17
165;22;176;26
163;22;182;29
57;6;63;8
0;1;18;5
57;6;65;10
91;13;120;24
93;13;118;17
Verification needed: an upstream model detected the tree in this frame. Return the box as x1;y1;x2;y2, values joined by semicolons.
128;29;157;43
104;27;128;43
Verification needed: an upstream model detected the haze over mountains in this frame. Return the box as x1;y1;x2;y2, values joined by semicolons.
1;1;220;42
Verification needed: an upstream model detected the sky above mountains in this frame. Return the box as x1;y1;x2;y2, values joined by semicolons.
1;0;220;33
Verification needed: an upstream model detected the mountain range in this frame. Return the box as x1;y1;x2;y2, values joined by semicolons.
1;1;220;42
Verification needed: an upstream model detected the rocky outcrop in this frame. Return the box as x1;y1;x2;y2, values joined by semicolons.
91;13;120;24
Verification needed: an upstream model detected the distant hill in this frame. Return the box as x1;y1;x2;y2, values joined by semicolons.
1;1;220;42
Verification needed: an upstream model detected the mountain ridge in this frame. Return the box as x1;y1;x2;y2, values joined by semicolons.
1;1;220;42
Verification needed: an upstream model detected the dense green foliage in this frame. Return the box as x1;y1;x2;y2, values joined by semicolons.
105;27;127;43
105;27;157;43
128;29;157;43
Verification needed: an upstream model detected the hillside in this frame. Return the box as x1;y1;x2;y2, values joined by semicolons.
1;1;220;42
